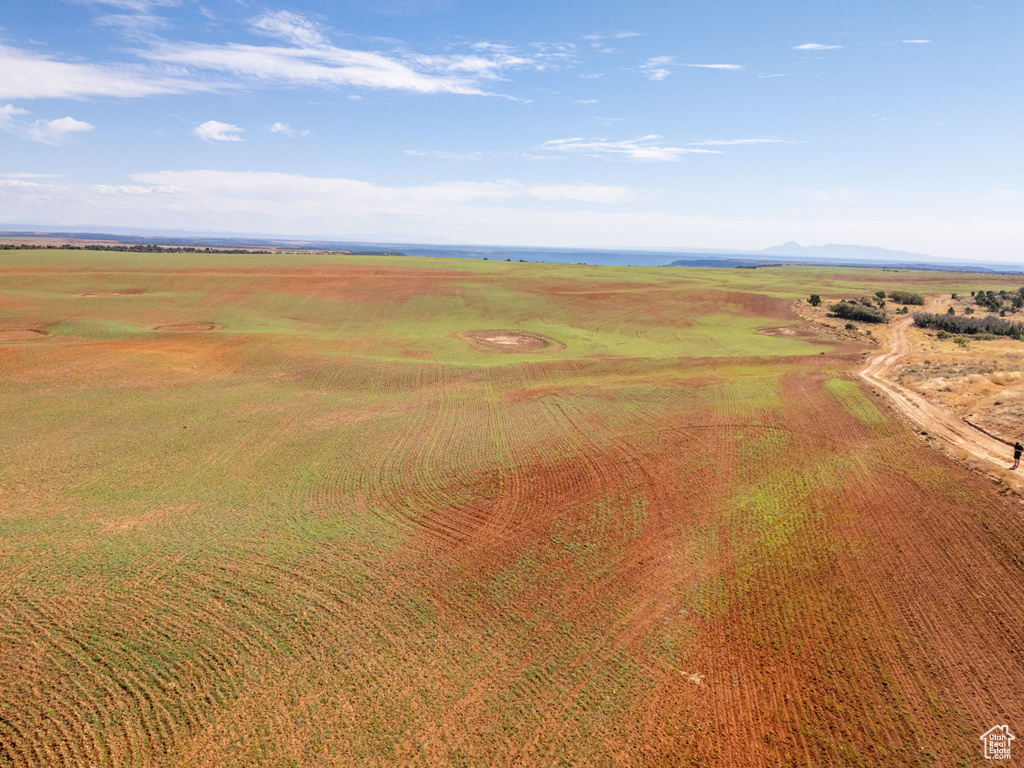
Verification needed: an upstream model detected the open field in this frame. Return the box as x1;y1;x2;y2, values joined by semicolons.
2;251;1024;767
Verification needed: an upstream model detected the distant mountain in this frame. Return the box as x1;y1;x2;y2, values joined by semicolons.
758;241;932;262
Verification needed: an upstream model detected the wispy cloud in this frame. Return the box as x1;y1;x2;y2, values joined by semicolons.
139;41;492;95
0;104;94;144
793;43;843;50
137;11;567;98
583;31;643;41
94;12;170;36
193;120;243;141
270;122;311;137
639;56;675;80
249;10;331;48
575;99;598;104
538;135;721;161
0;44;220;99
689;138;786;146
902;39;931;44
638;56;743;80
2;172;64;179
6;10;563;102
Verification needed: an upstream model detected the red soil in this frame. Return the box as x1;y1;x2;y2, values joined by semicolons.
0;329;46;341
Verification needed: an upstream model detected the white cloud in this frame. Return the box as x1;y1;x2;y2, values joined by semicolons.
538;135;721;161
0;104;94;145
793;43;843;50
269;122;311;137
0;44;218;99
902;39;931;44
140;41;494;95
249;10;331;48
3;11;558;102
95;12;170;35
758;73;786;78
689;138;786;146
0;104;29;120
193;120;244;141
639;56;675;80
575;99;598;104
27;116;94;144
132;13;573;97
638;56;742;80
583;31;643;41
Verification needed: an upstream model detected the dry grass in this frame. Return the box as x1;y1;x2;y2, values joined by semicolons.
896;299;1024;442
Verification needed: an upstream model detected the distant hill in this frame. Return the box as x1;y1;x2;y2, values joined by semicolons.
758;241;933;261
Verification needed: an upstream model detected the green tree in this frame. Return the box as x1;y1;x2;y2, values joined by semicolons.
808;294;822;307
947;306;955;315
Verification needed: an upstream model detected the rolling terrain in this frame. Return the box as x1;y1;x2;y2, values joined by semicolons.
1;250;1023;767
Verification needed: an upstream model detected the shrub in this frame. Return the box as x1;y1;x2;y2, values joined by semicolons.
951;292;958;300
888;290;925;305
937;330;950;339
875;290;886;299
947;306;955;315
965;307;975;314
845;323;857;330
913;312;1024;339
830;300;888;324
808;294;822;307
954;336;970;347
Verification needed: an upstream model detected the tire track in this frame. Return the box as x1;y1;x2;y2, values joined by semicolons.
859;296;1023;491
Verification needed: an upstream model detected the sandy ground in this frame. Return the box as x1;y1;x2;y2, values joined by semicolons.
860;296;1024;492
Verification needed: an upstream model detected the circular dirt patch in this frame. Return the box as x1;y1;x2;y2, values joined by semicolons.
153;322;221;333
455;329;563;353
0;329;46;341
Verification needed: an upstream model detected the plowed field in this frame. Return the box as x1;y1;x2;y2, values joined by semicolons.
1;251;1023;767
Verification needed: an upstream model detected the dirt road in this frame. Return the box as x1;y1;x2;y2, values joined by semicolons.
859;297;1022;489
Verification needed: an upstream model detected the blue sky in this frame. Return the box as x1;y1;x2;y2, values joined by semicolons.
1;0;1022;259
